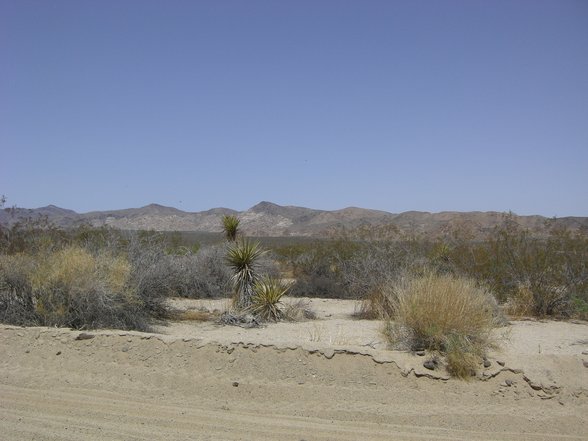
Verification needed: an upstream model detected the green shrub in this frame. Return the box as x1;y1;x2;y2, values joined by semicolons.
222;215;240;242
279;240;358;299
247;276;291;321
226;239;265;308
571;297;588;320
447;216;588;318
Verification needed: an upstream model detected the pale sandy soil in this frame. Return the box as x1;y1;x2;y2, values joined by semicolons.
1;297;588;441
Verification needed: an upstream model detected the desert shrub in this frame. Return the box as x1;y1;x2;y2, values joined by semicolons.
128;243;232;321
384;271;499;379
571;297;588;320
191;245;233;297
341;240;431;318
0;254;37;325
31;246;147;329
71;224;128;254
0;246;150;330
447;216;588;318
247;276;291;321
279;240;359;299
0;217;69;255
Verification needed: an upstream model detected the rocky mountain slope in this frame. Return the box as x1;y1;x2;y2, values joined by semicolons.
1;201;586;238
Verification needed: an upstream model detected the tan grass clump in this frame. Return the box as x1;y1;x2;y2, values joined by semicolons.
385;271;498;379
354;287;396;320
32;247;131;296
504;284;534;318
175;309;215;322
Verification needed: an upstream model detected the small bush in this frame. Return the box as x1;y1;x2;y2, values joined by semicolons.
282;240;358;299
571;297;588;320
129;243;231;320
384;271;499;379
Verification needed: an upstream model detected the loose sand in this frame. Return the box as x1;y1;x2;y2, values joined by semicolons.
1;298;587;440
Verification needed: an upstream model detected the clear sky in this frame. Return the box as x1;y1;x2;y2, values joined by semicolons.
1;0;587;216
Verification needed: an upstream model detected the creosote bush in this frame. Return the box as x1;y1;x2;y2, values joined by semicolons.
130;244;231;303
445;216;588;318
277;240;359;299
384;271;499;379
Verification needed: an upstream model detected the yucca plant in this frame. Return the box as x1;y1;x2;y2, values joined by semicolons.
222;215;240;242
226;239;265;308
248;276;291;321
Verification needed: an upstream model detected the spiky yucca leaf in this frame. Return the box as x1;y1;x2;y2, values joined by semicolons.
248;276;291;321
226;239;265;308
222;215;240;242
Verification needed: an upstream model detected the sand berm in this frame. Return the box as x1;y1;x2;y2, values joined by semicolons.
1;298;588;441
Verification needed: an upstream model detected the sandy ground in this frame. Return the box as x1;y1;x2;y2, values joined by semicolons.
1;297;588;441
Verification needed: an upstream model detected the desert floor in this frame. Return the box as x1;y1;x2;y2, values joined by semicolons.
1;298;588;441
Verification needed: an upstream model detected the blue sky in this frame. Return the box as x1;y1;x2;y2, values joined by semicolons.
1;0;587;216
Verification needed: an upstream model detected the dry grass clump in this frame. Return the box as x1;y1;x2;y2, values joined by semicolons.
353;287;396;320
384;271;499;379
174;309;215;322
504;284;534;318
0;246;149;330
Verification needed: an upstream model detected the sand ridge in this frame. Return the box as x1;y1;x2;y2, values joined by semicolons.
1;298;588;440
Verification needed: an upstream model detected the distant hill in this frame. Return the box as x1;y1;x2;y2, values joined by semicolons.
1;201;587;239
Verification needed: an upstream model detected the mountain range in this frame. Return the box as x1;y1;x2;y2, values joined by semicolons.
1;201;587;239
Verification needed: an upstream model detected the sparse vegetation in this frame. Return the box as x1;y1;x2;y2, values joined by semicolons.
0;217;232;330
444;215;588;319
1;198;586;375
